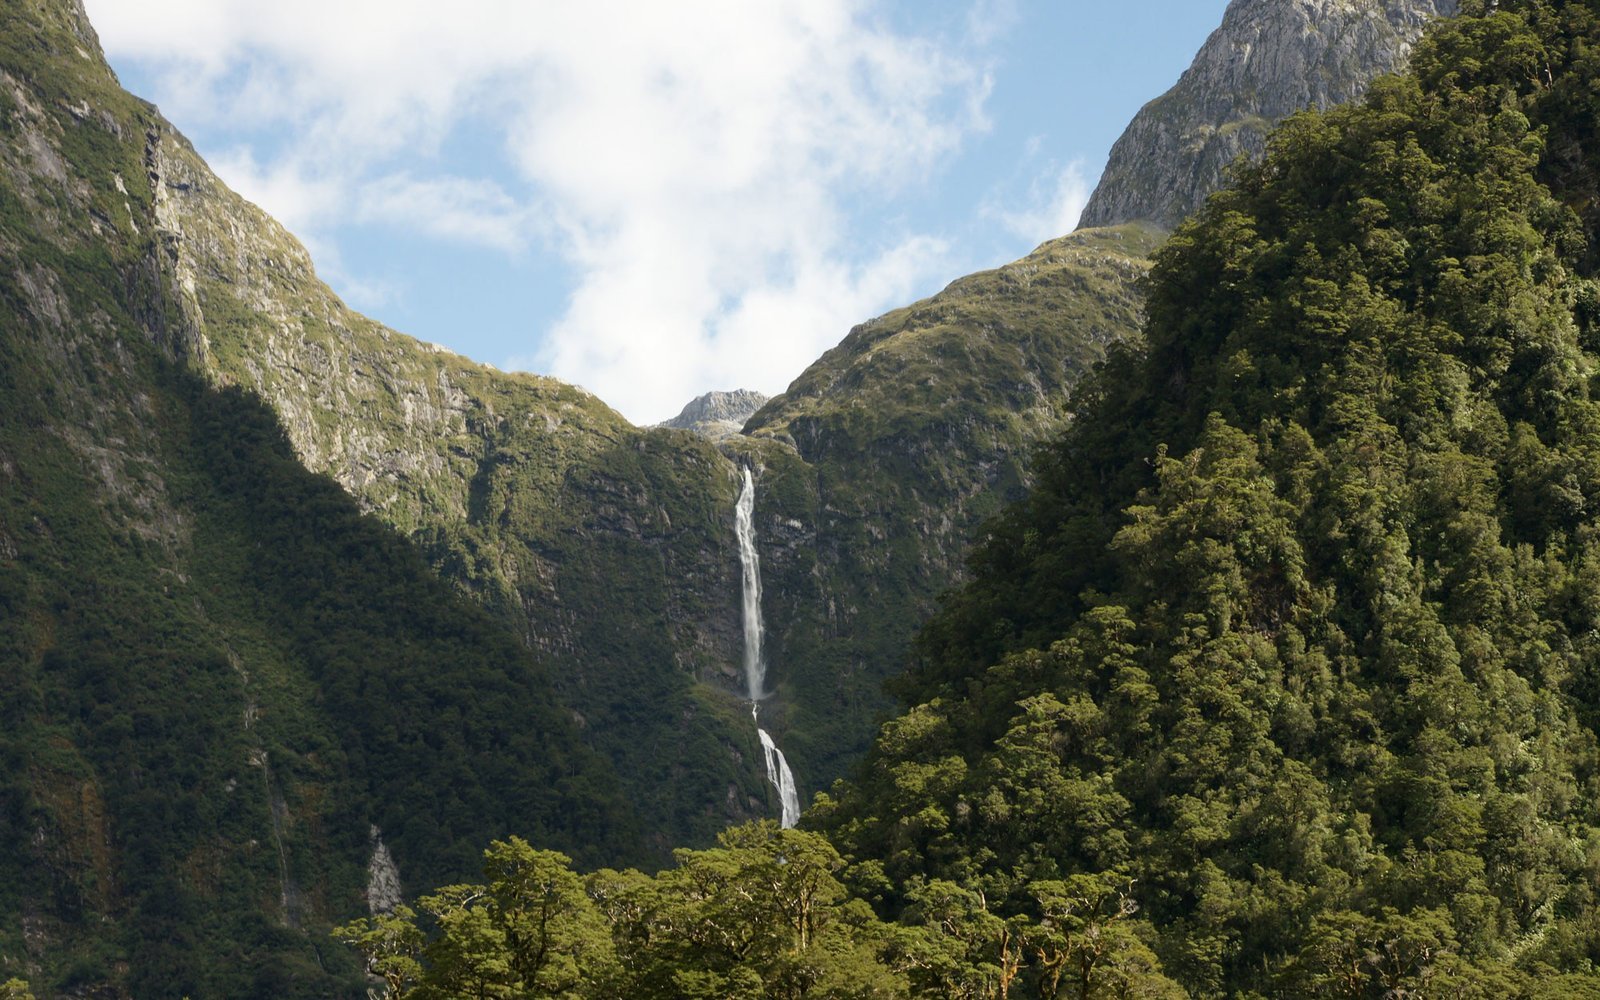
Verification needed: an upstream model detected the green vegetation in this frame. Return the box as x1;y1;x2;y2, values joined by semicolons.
816;0;1600;994
334;822;1183;1000
743;224;1161;783
0;3;639;993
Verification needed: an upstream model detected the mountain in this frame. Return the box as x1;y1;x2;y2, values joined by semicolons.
822;1;1600;993
126;15;1160;834
237;3;1600;996
0;1;640;994
1079;0;1458;230
133;0;1458;828
737;225;1160;780
661;389;769;440
0;0;1470;991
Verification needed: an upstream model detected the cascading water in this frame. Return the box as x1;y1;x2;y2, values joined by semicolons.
758;729;801;828
736;467;801;828
736;466;766;702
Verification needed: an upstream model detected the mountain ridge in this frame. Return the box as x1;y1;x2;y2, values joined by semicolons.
1080;0;1459;230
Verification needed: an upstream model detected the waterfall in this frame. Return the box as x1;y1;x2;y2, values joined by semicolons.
736;467;766;701
758;729;801;828
736;467;800;828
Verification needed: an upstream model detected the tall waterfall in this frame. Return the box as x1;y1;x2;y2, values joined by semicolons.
736;467;801;828
735;466;766;701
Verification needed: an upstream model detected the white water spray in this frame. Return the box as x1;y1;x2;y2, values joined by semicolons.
736;467;801;828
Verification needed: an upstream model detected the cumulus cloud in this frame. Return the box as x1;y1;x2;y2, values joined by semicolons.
85;0;991;422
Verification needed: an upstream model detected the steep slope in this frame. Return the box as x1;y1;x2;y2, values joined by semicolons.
104;0;1463;826
0;0;639;994
823;2;1600;994
739;224;1161;778
1079;0;1457;230
140;52;776;854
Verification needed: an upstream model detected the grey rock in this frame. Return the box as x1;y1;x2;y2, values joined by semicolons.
366;827;403;915
660;389;769;440
1079;0;1457;231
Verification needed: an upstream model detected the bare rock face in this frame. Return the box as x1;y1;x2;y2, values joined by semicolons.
366;827;403;915
660;389;769;440
1079;0;1458;231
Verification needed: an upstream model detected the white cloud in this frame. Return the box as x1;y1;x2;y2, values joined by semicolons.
964;0;1021;48
206;147;341;237
85;0;992;423
985;159;1091;247
354;175;539;256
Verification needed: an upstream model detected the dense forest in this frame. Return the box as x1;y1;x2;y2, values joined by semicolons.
828;0;1600;993
326;1;1600;996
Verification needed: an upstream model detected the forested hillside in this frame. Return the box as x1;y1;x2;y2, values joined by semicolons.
0;1;636;994
338;2;1600;996
826;0;1600;994
1;0;1545;993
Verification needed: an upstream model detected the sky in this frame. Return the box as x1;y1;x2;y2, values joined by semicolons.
83;0;1231;424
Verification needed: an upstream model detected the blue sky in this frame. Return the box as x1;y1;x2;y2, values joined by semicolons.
85;0;1230;423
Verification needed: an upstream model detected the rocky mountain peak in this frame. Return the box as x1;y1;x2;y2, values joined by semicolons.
1079;0;1458;231
659;389;769;440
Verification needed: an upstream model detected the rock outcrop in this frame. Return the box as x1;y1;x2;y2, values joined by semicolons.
660;389;769;440
1079;0;1457;231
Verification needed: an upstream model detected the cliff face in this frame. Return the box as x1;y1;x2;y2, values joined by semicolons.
0;1;639;992
1079;0;1457;231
